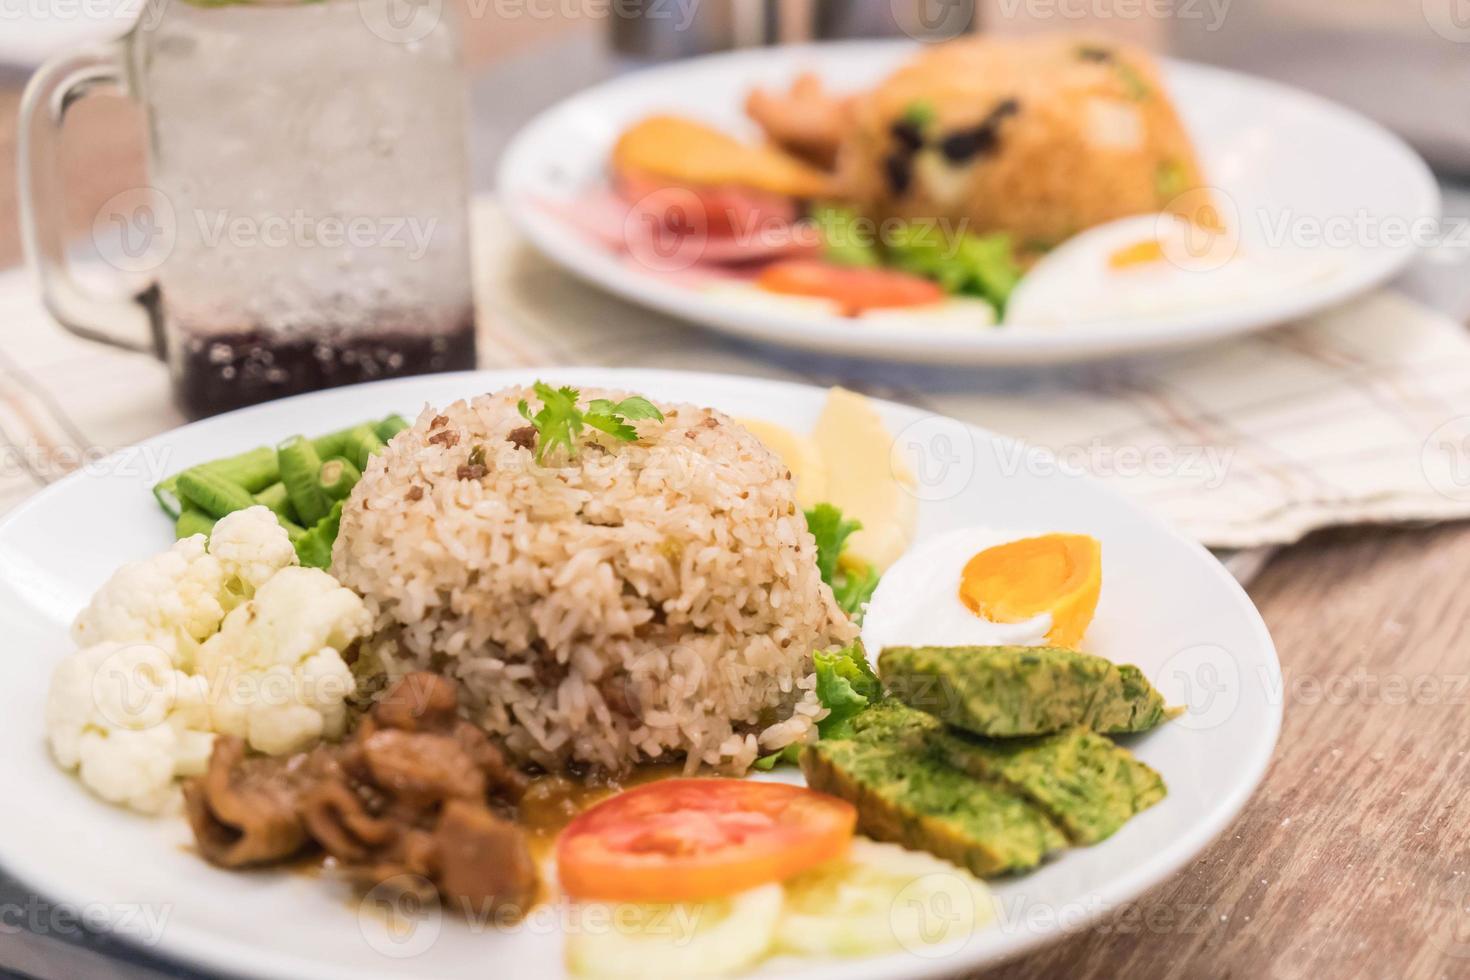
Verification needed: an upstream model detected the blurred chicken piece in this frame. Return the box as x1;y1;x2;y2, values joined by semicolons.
745;73;854;170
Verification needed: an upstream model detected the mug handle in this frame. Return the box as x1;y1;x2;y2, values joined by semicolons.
17;39;160;355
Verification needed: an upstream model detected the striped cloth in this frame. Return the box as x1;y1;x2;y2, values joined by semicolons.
3;199;1470;554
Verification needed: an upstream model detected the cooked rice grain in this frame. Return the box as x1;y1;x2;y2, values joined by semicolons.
332;387;857;773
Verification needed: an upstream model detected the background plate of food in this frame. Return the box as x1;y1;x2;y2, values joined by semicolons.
0;369;1280;978
500;39;1438;365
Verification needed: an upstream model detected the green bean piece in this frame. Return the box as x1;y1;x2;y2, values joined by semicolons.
153;480;185;520
177;469;256;518
153;419;401;522
175;507;217;540
375;414;411;443
196;446;280;492
278;436;331;526
252;482;296;523
344;424;386;471
153;445;279;518
310;424;360;461
318;456;362;501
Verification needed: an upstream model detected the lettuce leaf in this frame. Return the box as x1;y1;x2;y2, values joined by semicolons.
886;223;1022;316
814;641;882;740
805;503;881;622
755;641;883;770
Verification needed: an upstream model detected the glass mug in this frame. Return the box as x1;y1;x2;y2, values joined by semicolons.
19;0;477;418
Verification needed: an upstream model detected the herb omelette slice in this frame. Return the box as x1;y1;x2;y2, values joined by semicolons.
802;735;1067;878
847;701;1167;846
933;725;1166;844
878;645;1178;737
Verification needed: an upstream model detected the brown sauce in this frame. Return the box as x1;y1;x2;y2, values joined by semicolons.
519;762;684;865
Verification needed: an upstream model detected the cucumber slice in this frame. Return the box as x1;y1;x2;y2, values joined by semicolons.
775;839;994;958
565;883;782;979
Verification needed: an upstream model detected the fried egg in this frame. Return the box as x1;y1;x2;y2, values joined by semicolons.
1004;214;1340;327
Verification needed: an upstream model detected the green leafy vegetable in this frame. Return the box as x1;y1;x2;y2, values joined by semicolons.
517;383;665;464
811;204;880;268
294;500;344;570
753;745;799;770
804;503;882;621
813;641;883;741
755;640;884;770
832;563;881;619
806;503;862;585
886;223;1023;317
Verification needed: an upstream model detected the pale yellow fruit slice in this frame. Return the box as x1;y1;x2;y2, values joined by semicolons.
812;387;918;573
739;418;829;510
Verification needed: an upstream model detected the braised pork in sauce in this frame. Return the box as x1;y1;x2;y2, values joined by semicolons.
184;673;537;919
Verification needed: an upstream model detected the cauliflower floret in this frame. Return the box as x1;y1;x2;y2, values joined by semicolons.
71;536;228;668
208;505;298;599
197;566;370;756
70;507;297;668
45;642;215;814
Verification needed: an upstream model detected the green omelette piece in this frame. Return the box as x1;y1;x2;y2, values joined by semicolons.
878;645;1177;737
802;734;1066;878
847;701;1166;846
933;725;1166;845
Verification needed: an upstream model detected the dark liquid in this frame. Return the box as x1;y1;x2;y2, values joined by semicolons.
171;318;476;418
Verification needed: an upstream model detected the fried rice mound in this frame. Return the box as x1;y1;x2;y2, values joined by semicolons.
331;386;857;774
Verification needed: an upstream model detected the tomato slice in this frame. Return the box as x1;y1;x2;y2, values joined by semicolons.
757;260;947;315
556;779;857;902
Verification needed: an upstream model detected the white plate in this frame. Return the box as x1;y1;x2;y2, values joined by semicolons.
499;41;1439;365
0;369;1280;979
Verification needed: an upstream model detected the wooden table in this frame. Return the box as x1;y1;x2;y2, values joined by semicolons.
2;15;1467;980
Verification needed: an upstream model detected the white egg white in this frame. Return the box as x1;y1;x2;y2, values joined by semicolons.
1004;214;1340;327
861;526;1053;656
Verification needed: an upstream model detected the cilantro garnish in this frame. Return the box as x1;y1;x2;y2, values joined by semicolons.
516;382;665;464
